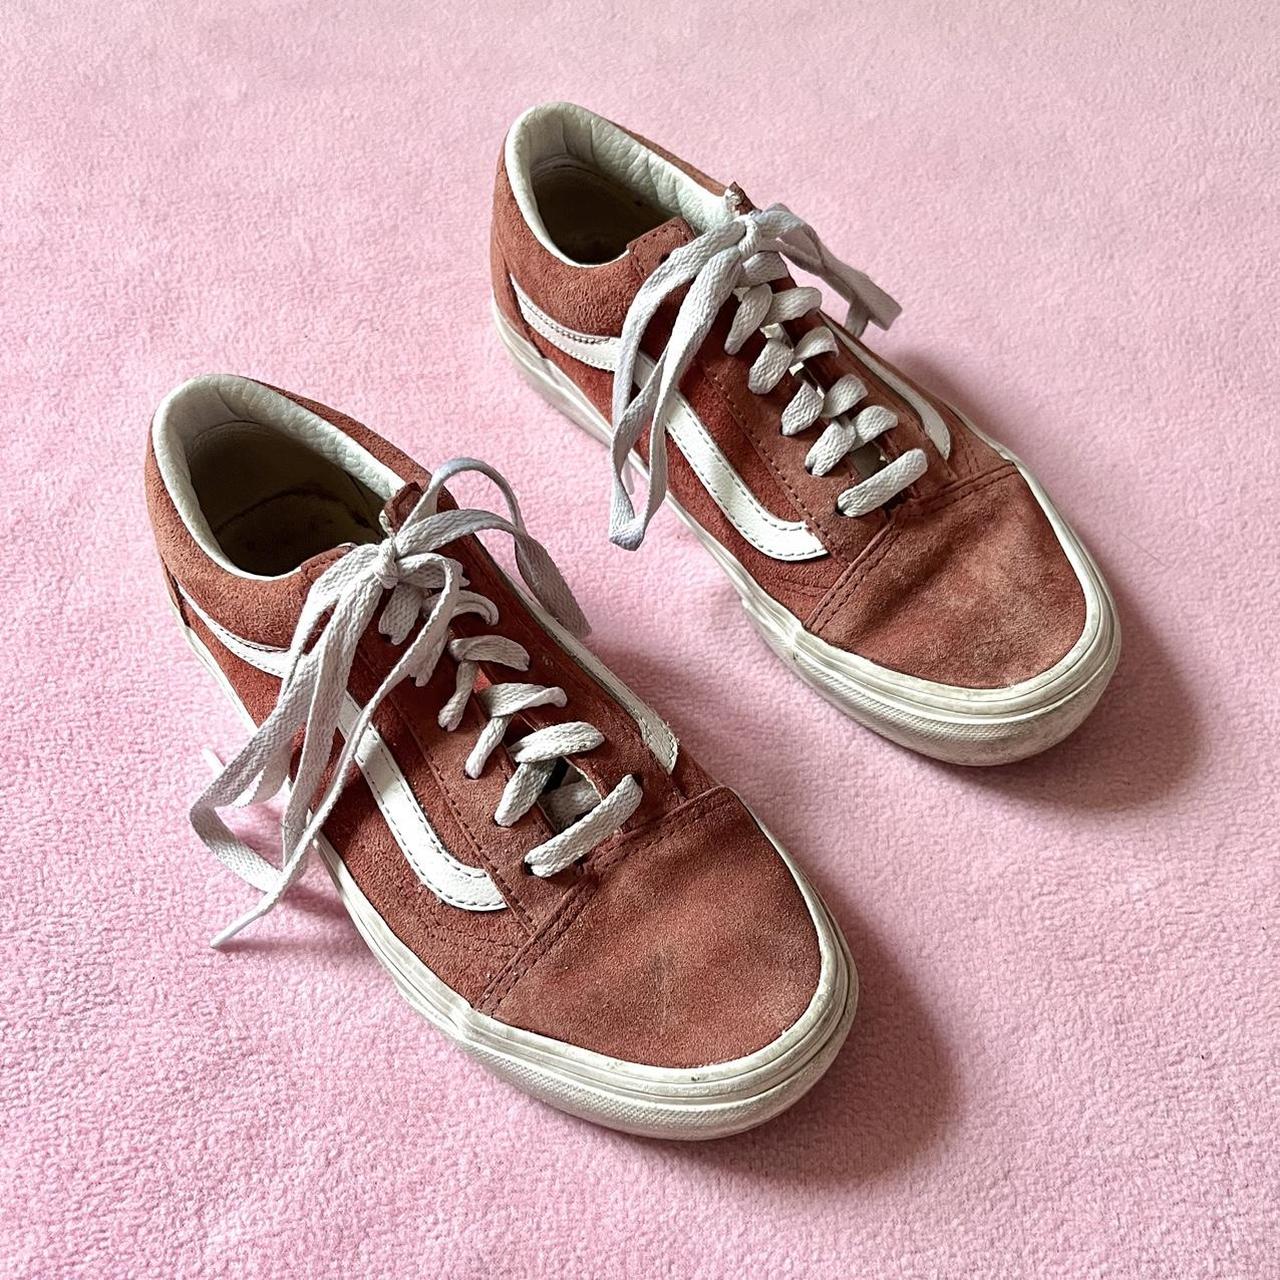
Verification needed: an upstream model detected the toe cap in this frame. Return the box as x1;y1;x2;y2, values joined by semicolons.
486;788;827;1070
810;465;1087;689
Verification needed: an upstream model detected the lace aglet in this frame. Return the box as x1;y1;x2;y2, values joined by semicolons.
209;912;254;950
200;746;225;776
209;894;274;949
209;924;238;950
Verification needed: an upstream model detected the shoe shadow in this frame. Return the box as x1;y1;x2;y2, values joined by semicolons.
934;569;1199;812
642;904;954;1187
884;351;1201;812
587;636;955;1184
216;881;367;959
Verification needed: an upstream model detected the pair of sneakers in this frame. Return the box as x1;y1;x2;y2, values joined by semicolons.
147;102;1119;1140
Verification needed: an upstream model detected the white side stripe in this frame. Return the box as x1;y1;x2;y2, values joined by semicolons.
510;277;828;563
514;281;622;372
832;324;952;458
180;592;507;913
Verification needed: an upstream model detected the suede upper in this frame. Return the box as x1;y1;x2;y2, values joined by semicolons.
146;382;823;1069
491;118;1087;689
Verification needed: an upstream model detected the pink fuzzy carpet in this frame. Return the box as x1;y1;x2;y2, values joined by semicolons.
3;3;1277;1276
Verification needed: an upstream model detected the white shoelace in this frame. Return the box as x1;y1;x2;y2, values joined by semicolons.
609;193;929;550
193;458;642;947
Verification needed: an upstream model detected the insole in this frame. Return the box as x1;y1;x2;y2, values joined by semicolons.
213;488;380;576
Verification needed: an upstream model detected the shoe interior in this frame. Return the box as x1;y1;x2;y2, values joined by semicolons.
507;101;728;265
153;375;396;577
533;160;671;264
187;421;384;575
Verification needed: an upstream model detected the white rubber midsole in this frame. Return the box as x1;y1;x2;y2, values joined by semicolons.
175;607;857;1138
493;300;1120;764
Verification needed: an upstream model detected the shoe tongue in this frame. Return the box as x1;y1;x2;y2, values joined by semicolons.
624;183;755;277
625;217;697;277
379;480;425;535
294;481;425;589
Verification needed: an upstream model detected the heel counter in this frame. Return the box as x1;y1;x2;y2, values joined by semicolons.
490;152;537;343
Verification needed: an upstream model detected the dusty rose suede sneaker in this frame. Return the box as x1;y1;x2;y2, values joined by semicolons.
490;102;1119;765
146;374;855;1138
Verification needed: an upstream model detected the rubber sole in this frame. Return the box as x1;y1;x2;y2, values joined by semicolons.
176;609;858;1139
493;300;1120;766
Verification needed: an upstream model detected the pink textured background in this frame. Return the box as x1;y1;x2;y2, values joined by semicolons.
3;3;1277;1276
